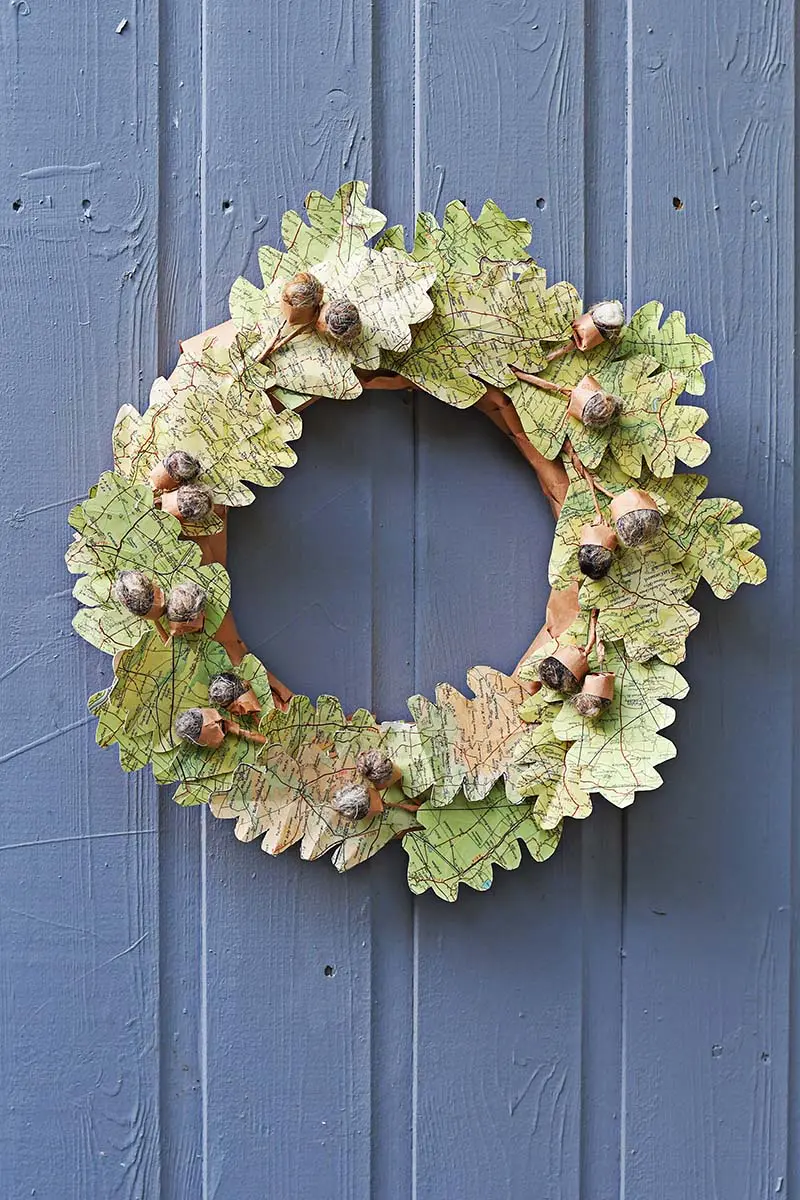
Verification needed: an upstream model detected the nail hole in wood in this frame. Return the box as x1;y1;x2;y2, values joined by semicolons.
536;197;547;210
672;196;683;210
323;964;336;977
12;199;22;212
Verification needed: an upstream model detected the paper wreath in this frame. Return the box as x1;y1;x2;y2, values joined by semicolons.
66;182;766;901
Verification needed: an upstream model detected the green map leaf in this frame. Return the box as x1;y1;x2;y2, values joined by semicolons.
402;787;561;901
615;301;712;395
113;342;301;507
510;690;593;829
551;642;688;807
678;497;767;598
66;473;231;652
379;198;532;276
258;181;387;283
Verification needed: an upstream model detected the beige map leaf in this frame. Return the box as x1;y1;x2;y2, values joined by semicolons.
210;696;418;867
258;181;387;283
401;667;531;805
510;690;593;829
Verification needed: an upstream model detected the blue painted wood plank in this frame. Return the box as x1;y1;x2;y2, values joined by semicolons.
0;3;162;1196
412;4;592;1197
156;0;206;1193
623;3;793;1197
199;2;417;1195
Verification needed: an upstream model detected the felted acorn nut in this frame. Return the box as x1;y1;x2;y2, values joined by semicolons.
280;272;324;324
537;644;589;695
578;523;617;580
161;482;215;524
174;706;225;748
610;489;662;548
148;450;202;491
588;300;625;339
316;298;361;343
331;781;372;822
356;748;395;788
208;672;247;708
208;671;261;716
113;569;161;617
567;375;621;429
166;581;206;622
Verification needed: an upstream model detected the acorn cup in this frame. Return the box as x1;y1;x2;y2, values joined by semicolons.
578;523;617;580
280;272;324;325
537;643;590;695
316;297;362;343
567;375;622;430
207;671;261;717
160;482;215;525
573;672;615;719
610;489;662;548
569;300;626;353
147;450;202;492
174;706;266;749
165;581;206;636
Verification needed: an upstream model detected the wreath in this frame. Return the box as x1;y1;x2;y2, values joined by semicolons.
66;182;765;901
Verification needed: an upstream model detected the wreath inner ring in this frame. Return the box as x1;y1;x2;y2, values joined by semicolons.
66;182;765;901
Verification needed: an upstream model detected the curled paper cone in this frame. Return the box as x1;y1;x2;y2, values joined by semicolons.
580;522;617;551
196;707;227;748
567;374;604;420
227;687;261;717
571;311;605;353
553;643;589;681
160;489;184;520
367;785;385;817
223;719;267;745
144;585;167;620
169;612;205;636
582;672;616;702
148;462;178;492
610;488;659;521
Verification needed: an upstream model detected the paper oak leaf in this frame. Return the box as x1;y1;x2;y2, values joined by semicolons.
551;643;689;808
615;301;713;395
395;668;532;805
210;696;418;868
402;787;561;902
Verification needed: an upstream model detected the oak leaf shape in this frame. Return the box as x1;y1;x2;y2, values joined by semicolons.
402;786;561;902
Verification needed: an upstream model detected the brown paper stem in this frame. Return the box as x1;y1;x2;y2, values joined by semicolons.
585;608;599;656
224;720;267;745
545;342;574;363
564;439;616;500
511;368;570;397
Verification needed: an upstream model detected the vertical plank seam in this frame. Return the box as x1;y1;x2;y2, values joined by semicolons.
411;4;422;1197
620;1;634;1195
199;0;210;1195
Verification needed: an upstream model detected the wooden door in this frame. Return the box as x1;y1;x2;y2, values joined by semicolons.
0;1;793;1196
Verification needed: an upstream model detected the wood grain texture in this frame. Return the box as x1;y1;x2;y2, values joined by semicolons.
0;0;794;1196
622;5;794;1198
0;2;162;1197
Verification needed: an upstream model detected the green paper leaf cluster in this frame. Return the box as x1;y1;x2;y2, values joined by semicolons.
67;181;767;900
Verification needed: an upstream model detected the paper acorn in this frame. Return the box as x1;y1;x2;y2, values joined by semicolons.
356;748;401;789
566;375;621;429
66;182;766;901
578;523;617;580
161;482;215;523
207;671;261;716
610;489;662;547
113;570;164;618
148;449;202;492
573;672;615;719
165;581;206;635
316;297;361;343
174;707;266;748
331;781;374;821
280;271;324;325
537;644;590;695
